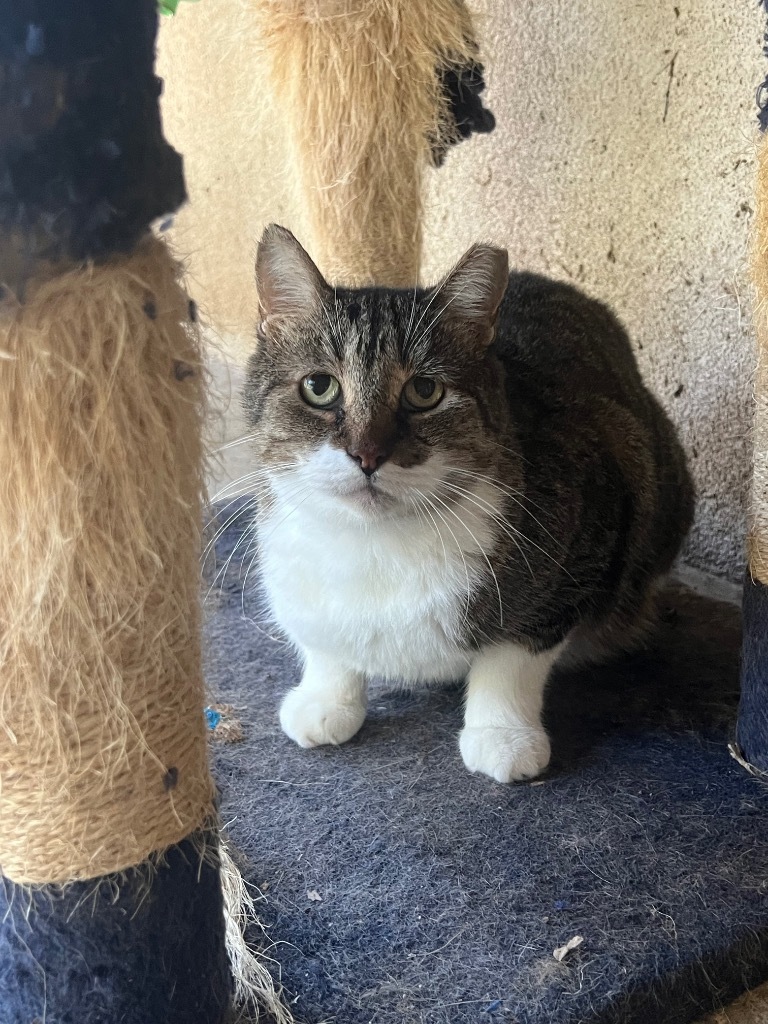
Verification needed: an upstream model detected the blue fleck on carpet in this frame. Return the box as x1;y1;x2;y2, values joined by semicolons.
205;501;768;1024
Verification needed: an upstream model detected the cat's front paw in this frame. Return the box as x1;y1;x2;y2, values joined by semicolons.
459;725;551;783
279;686;366;748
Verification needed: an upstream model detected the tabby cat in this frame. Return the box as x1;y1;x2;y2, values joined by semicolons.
242;224;693;783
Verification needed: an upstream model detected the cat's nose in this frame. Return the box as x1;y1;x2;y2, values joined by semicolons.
347;443;390;477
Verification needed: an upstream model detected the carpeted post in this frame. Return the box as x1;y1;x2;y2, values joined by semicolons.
736;122;768;774
253;0;494;286
0;3;232;1020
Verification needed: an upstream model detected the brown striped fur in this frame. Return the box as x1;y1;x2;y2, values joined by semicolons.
244;226;694;663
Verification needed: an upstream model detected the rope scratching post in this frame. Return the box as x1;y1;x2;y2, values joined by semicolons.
0;2;272;1020
736;119;768;774
254;0;494;286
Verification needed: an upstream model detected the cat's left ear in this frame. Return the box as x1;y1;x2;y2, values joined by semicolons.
255;224;330;332
434;243;509;346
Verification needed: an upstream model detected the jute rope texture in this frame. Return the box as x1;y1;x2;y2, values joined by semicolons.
0;236;213;884
254;0;478;286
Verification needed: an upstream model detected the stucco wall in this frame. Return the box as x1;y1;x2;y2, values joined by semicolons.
157;0;764;580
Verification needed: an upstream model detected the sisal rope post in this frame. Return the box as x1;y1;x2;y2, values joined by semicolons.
253;0;486;286
0;2;290;1020
0;239;212;884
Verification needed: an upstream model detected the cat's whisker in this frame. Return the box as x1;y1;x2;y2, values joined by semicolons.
239;572;295;648
415;491;496;650
203;471;307;586
205;487;272;539
408;284;473;354
413;491;495;647
404;270;454;348
410;488;450;574
440;479;529;543
322;302;345;356
241;598;292;646
416;489;474;628
441;478;574;580
207;472;274;506
248;476;315;524
202;495;260;565
407;286;473;357
241;550;262;606
205;512;261;604
240;536;263;617
212;433;259;454
206;484;299;598
446;466;562;545
204;520;259;605
253;484;316;546
241;487;316;595
223;482;314;607
207;463;300;503
429;489;505;629
445;465;531;504
485;435;535;469
404;284;419;349
439;480;535;580
441;486;526;554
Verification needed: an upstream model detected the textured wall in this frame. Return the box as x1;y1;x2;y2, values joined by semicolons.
157;0;764;580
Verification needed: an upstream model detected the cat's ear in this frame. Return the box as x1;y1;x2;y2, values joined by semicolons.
434;243;509;344
255;224;330;328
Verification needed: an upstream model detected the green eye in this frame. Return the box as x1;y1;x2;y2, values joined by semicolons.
300;373;341;408
402;376;445;411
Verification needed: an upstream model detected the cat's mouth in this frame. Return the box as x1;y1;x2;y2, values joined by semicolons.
334;476;397;514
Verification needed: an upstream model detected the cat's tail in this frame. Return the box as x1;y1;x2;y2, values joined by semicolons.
558;577;664;670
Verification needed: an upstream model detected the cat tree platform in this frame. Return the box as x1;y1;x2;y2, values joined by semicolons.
206;501;768;1024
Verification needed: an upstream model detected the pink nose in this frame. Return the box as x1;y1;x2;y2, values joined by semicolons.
347;442;390;476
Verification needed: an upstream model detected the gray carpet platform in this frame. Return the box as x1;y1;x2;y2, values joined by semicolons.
206;501;768;1024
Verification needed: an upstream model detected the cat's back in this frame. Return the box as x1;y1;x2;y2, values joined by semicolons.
495;271;645;411
491;271;694;620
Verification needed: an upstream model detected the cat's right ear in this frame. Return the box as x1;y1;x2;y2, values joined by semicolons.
255;224;329;331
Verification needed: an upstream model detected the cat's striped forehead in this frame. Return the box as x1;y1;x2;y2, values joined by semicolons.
313;286;436;372
254;225;508;381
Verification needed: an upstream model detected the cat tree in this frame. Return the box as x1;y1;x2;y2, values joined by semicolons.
253;0;494;285
0;2;282;1021
3;0;766;1021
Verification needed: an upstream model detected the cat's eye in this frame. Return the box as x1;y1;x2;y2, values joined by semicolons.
300;373;341;408
401;376;445;411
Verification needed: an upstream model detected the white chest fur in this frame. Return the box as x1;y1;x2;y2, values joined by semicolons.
258;490;500;683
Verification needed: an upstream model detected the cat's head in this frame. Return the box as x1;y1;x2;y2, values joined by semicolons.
244;224;510;520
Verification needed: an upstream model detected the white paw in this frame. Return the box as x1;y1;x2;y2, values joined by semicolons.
459;725;551;783
279;686;366;748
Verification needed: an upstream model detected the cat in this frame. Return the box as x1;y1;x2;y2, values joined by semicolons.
242;224;694;783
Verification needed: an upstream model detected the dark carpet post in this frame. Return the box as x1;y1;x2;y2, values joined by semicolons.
206;501;768;1024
